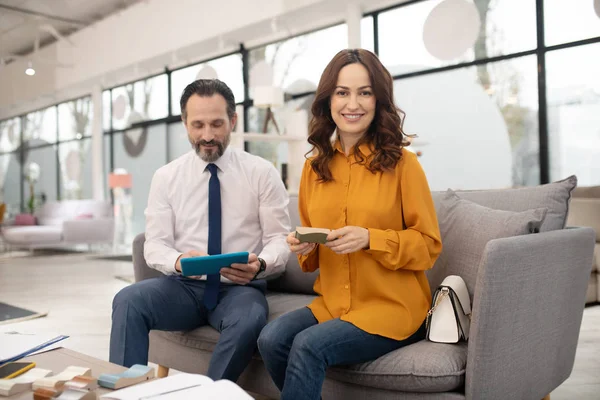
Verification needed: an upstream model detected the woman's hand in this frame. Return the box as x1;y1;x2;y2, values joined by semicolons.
325;226;370;254
286;232;317;256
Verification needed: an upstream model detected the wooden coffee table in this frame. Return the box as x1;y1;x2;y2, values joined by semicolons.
14;347;139;399
16;347;271;400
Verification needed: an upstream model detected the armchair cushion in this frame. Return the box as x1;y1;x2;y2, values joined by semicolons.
148;291;467;393
328;340;467;393
427;190;547;297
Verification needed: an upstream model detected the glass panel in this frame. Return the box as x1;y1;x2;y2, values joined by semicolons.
58;97;93;141
544;0;600;46
394;55;539;190
379;0;537;75
0;117;21;153
171;54;244;116
249;24;348;96
23;145;57;206
111;74;168;130
361;16;375;53
0;152;21;218
103;90;111;132
104;134;111;200
58;138;93;200
113;124;168;236
547;44;600;186
167;122;192;161
23;106;57;147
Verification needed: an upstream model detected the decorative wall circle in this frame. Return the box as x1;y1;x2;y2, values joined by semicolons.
123;127;148;158
422;0;481;60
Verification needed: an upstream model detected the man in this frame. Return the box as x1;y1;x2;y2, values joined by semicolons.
109;79;291;382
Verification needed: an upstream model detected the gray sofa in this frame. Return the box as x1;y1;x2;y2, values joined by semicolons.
567;186;600;304
131;176;596;400
2;199;114;250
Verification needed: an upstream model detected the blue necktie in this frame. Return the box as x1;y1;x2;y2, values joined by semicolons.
203;163;221;310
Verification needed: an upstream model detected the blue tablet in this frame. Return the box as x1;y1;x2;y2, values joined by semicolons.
180;252;250;277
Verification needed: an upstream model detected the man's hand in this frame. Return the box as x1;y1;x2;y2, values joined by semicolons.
221;253;260;285
325;226;369;254
286;231;317;256
175;250;207;273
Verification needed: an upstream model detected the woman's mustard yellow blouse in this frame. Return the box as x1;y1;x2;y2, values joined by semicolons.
298;140;442;340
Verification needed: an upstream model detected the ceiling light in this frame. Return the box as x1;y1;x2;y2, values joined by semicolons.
25;61;35;76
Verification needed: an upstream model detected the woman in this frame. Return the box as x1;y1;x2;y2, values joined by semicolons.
257;49;442;400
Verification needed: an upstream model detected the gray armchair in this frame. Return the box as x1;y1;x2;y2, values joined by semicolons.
131;179;595;399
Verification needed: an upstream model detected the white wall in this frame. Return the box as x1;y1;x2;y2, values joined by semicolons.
0;0;406;120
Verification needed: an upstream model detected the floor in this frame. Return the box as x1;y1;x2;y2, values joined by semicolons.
1;250;599;399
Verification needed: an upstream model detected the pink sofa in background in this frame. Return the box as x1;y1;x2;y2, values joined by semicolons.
2;200;114;250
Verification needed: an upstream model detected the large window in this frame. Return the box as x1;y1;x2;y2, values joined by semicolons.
361;16;375;53
0;118;21;153
396;55;538;190
171;54;244;116
2;0;599;216
58;97;93;141
249;24;349;96
23;145;58;203
58;139;93;200
113;124;168;235
111;74;168;130
23;107;57;147
547;43;600;186
0;153;20;218
378;0;537;76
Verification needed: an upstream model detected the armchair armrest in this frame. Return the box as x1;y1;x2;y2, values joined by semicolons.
465;227;596;400
132;233;163;282
62;218;114;243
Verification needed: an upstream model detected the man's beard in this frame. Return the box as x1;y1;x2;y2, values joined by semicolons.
191;134;230;162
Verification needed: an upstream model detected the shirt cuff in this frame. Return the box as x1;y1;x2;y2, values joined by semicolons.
258;252;274;275
367;228;388;253
298;244;318;263
167;250;184;275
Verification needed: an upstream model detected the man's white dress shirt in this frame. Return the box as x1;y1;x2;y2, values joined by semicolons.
144;146;291;281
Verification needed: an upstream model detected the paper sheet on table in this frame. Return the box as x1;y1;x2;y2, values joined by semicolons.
0;332;69;364
99;373;213;400
156;380;253;399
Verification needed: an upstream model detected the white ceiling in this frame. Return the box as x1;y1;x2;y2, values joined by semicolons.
0;0;142;62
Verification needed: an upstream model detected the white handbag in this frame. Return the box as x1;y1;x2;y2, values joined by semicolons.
426;275;472;343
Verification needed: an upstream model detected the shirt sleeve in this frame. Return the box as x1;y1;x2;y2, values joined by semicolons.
143;168;182;275
365;152;442;271
297;159;320;273
257;164;292;279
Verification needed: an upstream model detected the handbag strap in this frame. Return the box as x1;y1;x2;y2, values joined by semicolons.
425;287;449;328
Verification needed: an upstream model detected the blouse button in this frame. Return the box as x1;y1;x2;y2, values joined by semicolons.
344;285;349;289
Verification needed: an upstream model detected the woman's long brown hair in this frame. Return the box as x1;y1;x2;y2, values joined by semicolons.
308;49;412;182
